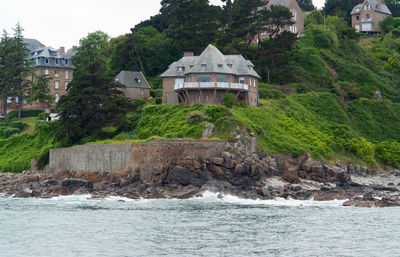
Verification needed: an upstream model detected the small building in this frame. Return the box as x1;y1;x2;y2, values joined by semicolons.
115;71;151;99
258;0;305;40
351;0;392;33
161;45;261;106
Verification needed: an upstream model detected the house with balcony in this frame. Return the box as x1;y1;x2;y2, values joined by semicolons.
161;45;261;106
257;0;304;41
351;0;392;33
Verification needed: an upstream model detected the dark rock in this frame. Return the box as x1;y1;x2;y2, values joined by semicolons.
336;172;351;185
61;179;93;191
211;157;224;166
282;171;300;183
165;166;206;187
233;164;246;174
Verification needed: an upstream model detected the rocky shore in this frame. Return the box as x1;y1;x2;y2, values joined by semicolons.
1;133;400;207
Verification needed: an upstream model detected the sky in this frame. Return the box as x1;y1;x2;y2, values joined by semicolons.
0;0;325;50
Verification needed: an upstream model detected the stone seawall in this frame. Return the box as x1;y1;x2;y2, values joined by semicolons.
49;140;226;174
49;144;132;173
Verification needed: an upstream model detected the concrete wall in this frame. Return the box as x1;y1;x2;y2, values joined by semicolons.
49;140;227;175
49;144;131;173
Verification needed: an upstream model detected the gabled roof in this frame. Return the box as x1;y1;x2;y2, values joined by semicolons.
161;45;261;79
23;38;45;51
30;47;74;59
351;0;392;15
115;71;151;89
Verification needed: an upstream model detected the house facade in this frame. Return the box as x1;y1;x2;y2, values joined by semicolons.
0;39;76;115
351;0;392;33
115;71;151;99
161;45;261;106
258;0;304;41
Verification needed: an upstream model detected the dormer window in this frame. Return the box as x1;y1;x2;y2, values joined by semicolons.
248;66;253;71
178;66;185;72
135;78;141;83
227;64;233;68
189;64;194;68
365;5;370;10
218;64;223;68
65;60;69;65
45;58;49;64
201;63;206;68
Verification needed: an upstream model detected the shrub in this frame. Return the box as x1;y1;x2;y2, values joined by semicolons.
9;121;28;130
0;127;20;138
187;110;207;124
223;93;237;108
38;113;50;120
344;138;376;164
6;109;42;119
376;141;400;168
259;89;286;100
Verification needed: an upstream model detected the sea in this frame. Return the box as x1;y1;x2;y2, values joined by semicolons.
1;192;399;257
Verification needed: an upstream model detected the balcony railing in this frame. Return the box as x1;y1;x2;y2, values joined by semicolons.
174;82;249;91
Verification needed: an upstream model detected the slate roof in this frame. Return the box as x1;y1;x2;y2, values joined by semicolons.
115;71;151;89
161;45;261;79
23;38;45;51
266;0;292;7
351;0;392;15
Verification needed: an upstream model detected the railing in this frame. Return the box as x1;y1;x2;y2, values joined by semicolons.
361;19;372;23
174;82;249;90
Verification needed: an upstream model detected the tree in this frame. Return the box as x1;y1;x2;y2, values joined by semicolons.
386;0;400;17
297;0;315;11
56;32;132;143
323;0;363;24
0;30;13;116
28;75;53;121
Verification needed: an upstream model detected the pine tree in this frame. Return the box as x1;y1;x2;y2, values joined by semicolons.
0;30;13;116
28;75;53;122
297;0;315;11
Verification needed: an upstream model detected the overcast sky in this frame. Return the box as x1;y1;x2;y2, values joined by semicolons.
0;0;325;50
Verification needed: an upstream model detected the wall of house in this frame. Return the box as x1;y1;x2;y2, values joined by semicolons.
162;77;179;104
352;6;390;33
124;88;150;99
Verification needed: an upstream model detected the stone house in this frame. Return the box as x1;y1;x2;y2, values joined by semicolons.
0;39;76;115
351;0;392;33
161;45;261;106
115;71;151;99
258;0;304;41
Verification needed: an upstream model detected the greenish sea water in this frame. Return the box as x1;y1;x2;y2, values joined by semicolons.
1;192;399;257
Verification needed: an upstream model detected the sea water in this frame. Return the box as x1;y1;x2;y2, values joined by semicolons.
1;192;399;257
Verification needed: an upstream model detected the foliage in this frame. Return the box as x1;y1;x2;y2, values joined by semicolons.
323;0;363;24
6;109;42;119
376;141;400;168
223;93;237;108
187;110;208;124
297;0;315;11
28;74;54;121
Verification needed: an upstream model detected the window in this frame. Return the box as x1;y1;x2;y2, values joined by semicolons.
217;64;223;68
45;58;49;64
45;69;49;75
248;65;253;71
55;81;59;89
141;90;144;96
239;77;245;84
36;69;40;75
366;14;370;19
55;69;59;77
196;74;210;82
227;64;233;68
65;82;68;90
135;78;141;83
36;59;39;65
65;71;69;79
55;94;60;103
217;74;228;83
65;60;69;65
250;78;253;86
365;5;370;10
7;97;12;104
55;59;59;65
206;96;209;102
292;10;297;21
356;16;360;21
201;63;206;68
178;66;185;71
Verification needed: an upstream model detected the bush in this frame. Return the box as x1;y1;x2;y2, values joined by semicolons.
38;113;50;120
6;109;42;119
223;93;237;108
9;121;28;130
344;138;376;164
187;110;207;124
0;127;21;138
376;141;400;168
259;88;287;99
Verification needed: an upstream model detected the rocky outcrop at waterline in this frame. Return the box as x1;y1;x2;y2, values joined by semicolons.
1;133;400;207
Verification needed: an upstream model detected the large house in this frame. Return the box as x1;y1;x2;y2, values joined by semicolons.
0;39;76;115
258;0;304;41
351;0;392;33
161;45;261;106
115;71;151;99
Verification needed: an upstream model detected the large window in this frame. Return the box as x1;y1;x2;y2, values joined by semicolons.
65;71;69;80
217;74;228;82
55;94;60;103
55;81;59;89
196;74;210;82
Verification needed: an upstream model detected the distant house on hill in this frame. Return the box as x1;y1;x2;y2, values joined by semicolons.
161;45;261;106
257;0;304;41
351;0;392;33
0;39;76;116
115;71;151;99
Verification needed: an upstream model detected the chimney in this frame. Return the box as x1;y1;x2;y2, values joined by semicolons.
59;47;65;53
184;52;194;57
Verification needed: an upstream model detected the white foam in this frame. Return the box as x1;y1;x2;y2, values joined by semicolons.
199;191;347;207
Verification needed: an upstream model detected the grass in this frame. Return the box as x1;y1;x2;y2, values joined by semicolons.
20;117;37;133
